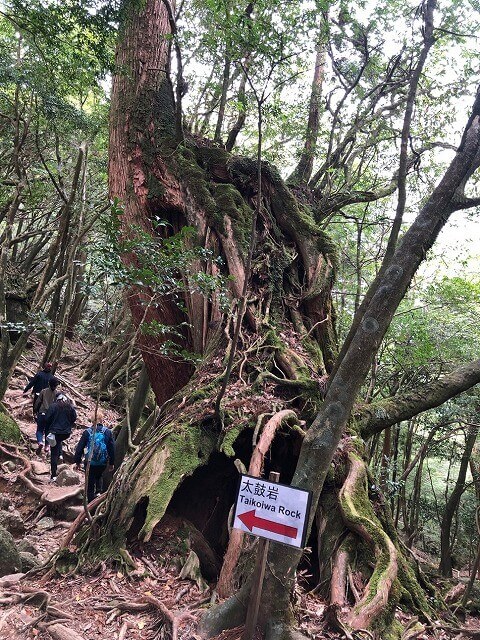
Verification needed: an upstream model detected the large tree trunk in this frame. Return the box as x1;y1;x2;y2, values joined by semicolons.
83;1;480;638
108;0;192;407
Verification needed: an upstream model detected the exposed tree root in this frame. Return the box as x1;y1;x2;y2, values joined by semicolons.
200;581;250;637
338;452;398;632
140;593;196;640
217;409;298;598
0;442;83;505
0;443;43;497
60;494;105;549
434;627;480;639
101;593;195;640
36;495;106;584
0;587;83;639
330;535;351;606
38;622;86;640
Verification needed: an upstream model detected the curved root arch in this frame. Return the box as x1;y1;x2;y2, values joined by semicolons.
337;451;398;631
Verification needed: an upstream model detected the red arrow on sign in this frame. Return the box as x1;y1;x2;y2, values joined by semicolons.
238;509;298;539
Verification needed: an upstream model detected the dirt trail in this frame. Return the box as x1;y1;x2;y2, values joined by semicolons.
0;340;205;640
4;336;120;445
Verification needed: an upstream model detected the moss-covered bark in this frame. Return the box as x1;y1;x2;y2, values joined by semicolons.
338;451;399;632
0;404;21;443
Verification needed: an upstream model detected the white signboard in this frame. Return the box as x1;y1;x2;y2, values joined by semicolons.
233;474;312;548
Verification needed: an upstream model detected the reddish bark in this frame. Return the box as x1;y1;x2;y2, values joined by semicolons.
108;0;192;405
330;545;348;607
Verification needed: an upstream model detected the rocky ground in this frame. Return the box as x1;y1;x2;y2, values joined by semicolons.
0;339;213;640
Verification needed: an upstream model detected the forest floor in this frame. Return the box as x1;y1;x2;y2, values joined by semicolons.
1;340;480;640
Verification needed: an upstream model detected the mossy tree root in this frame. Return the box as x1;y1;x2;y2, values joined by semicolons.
330;533;354;607
338;451;399;633
86;418;219;557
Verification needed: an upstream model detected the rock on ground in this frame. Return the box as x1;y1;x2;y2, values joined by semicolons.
0;508;25;536
31;460;49;475
56;468;81;487
56;464;70;474
19;551;40;572
17;538;39;556
0;572;24;587
0;525;21;576
36;517;55;530
0;495;12;509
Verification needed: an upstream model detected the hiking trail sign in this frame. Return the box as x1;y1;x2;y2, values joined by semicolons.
233;474;312;548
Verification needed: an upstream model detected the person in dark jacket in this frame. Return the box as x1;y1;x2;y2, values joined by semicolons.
34;377;60;452
23;363;55;415
44;393;77;480
74;409;115;503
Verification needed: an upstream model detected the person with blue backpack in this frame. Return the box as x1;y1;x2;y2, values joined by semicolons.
74;409;115;503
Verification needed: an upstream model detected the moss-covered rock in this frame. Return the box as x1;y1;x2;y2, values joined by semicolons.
17;538;38;556
0;525;21;576
0;509;25;536
0;405;21;443
19;551;40;572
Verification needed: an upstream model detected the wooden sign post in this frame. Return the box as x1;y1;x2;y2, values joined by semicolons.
234;472;312;640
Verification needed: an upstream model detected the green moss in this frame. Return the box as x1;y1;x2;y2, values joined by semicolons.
227;156;258;186
397;554;436;617
463;582;480;613
140;423;217;538
210;183;253;251
93;525;129;561
0;524;21;576
268;178;339;278
219;421;249;458
378;616;403;640
0;405;21;443
224;154;340;275
341;452;437;628
264;328;285;351
341;452;399;624
187;381;218;404
55;548;80;575
194;146;232;171
301;336;325;371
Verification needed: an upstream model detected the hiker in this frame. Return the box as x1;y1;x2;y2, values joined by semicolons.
44;393;77;481
74;409;115;503
33;377;60;453
23;362;55;415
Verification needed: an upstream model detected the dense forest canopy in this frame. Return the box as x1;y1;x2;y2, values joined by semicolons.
1;0;480;639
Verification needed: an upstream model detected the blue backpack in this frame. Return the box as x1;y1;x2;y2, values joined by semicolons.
87;425;108;466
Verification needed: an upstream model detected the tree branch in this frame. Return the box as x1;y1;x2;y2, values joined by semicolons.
358;358;480;438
